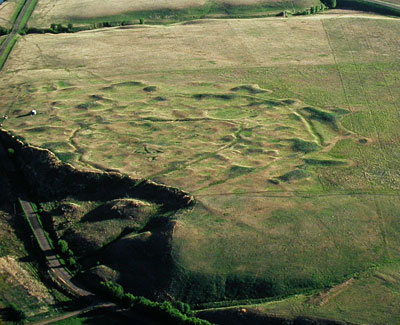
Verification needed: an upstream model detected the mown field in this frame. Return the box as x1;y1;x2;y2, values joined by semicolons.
1;13;400;322
28;0;321;27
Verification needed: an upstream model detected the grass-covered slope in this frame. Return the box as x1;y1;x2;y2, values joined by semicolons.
28;0;322;27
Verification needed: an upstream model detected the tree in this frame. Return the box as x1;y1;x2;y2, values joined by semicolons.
6;303;26;323
58;239;68;254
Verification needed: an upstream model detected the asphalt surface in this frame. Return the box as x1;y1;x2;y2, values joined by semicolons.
19;200;93;297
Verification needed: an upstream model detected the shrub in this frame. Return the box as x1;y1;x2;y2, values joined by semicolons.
100;281;210;325
322;0;336;8
58;239;69;254
174;301;192;315
68;256;76;267
6;303;26;322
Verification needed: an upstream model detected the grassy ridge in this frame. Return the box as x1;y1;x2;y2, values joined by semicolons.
31;0;321;27
338;0;400;15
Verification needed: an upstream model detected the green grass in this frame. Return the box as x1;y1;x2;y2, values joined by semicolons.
253;261;400;324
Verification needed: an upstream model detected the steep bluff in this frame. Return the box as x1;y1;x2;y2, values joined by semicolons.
0;128;193;209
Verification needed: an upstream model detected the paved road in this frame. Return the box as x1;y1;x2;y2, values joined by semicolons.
19;200;93;297
0;0;35;66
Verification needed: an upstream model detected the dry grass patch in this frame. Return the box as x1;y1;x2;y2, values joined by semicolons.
4;17;336;78
0;0;22;28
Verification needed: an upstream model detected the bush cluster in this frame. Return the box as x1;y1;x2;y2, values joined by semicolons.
293;3;327;15
100;281;210;325
57;239;77;271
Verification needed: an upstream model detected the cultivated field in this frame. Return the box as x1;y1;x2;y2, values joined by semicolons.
1;12;400;321
28;0;321;27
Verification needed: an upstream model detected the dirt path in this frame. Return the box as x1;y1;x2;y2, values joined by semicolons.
32;302;116;325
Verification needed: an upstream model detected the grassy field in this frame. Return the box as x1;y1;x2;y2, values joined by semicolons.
1;12;400;322
250;260;400;324
28;0;322;28
0;0;24;29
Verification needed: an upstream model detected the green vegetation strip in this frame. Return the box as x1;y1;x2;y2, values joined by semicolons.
101;281;210;325
0;35;18;70
18;0;40;33
9;0;28;26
